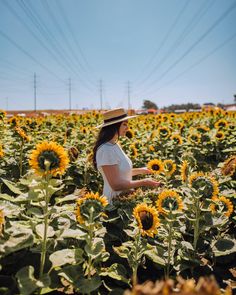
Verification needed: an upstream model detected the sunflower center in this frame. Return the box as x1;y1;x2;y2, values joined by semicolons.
152;164;160;171
139;211;154;230
38;150;60;171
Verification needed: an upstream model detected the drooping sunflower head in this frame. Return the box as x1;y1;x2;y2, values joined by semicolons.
125;129;135;139
0;110;6;120
68;146;79;162
14;126;30;142
157;126;171;139
129;144;138;158
210;196;234;217
0;145;4;158
76;192;108;224
147;159;164;174
133;203;160;237
29;141;69;176
171;134;183;145
180;160;189;183
163;159;176;177
189;172;219;198
156;190;183;215
221;155;236;178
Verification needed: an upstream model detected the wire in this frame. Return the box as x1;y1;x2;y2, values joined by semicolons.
135;0;236;98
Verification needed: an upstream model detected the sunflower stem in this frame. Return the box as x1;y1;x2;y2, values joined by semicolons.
193;198;200;254
132;231;141;286
19;139;24;177
166;210;173;279
39;175;50;279
87;207;94;280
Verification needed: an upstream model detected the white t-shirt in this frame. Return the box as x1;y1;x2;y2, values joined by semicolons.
96;142;132;204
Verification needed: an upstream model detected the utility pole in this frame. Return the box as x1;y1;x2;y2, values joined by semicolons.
34;73;37;112
69;78;72;110
99;79;103;110
127;80;131;110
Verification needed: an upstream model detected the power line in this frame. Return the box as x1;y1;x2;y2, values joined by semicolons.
135;0;236;98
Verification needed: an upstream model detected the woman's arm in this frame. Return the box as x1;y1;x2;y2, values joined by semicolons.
102;165;160;191
132;167;152;176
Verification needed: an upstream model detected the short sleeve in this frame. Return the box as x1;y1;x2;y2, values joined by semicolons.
96;145;119;167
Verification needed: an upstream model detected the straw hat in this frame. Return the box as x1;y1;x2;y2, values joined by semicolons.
96;108;137;128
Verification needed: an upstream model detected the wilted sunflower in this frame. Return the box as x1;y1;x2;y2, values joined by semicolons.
147;159;164;174
76;192;108;224
0;209;4;234
171;134;183;145
156;190;183;215
68;146;79;161
125;129;135;139
214;119;228;130
157;126;171;139
180;160;189;182
189;172;219;198
133;203;160;237
221;155;236;178
15;126;30;142
163;159;176;176
29;141;69;176
210;196;234;217
215;131;225;141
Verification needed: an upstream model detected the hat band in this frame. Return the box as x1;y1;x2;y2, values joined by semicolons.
104;113;127;123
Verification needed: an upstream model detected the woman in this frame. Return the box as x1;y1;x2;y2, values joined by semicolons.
92;108;161;204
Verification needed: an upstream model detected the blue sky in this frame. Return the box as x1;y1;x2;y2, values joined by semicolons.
0;0;236;110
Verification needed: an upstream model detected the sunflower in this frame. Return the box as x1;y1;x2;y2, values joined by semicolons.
133;203;160;237
149;145;155;152
76;192;108;224
180;160;189;182
189;172;219;198
0;145;4;158
0;209;4;234
214;119;228;130
215;131;225;141
126;129;135;139
171;134;183;145
15;126;30;142
156;190;183;215
0;110;6;120
210;196;234;217
80;126;87;134
130;144;138;158
196;125;210;133
176;122;184;132
29;141;69;176
147;159;164;174
221;155;236;177
163;159;176;176
187;133;201;144
68;146;79;161
157;126;171;139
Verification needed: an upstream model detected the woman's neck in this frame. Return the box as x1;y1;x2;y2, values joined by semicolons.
109;134;118;144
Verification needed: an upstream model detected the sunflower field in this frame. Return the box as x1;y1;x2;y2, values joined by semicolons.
0;108;235;295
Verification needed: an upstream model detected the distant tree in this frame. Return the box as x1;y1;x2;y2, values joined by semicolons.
163;103;201;112
234;94;236;103
142;99;158;110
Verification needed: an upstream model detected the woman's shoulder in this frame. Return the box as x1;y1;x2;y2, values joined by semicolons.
96;142;117;154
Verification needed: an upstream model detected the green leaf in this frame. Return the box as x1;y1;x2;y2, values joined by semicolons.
100;263;129;284
1;178;22;195
181;241;194;251
144;248;165;266
35;224;55;239
76;275;102;293
61;228;87;239
49;248;84;268
16;266;50;295
55;194;78;204
213;238;236;256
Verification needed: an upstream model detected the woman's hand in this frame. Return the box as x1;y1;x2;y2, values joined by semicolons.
132;167;153;176
143;178;162;187
140;167;153;175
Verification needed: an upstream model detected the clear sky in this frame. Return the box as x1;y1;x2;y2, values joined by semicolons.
0;0;236;111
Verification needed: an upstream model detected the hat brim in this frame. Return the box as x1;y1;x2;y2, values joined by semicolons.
96;115;137;129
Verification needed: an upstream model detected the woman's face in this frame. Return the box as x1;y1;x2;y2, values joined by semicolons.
119;120;129;136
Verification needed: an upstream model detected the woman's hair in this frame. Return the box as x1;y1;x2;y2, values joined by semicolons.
92;121;123;169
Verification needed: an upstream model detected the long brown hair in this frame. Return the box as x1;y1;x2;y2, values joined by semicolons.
92;122;123;169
